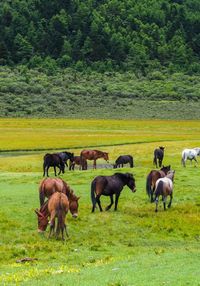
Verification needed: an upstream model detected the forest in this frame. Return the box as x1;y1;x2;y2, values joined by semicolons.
1;0;200;74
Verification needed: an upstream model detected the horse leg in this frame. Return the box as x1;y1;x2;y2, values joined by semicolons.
96;195;103;212
43;163;46;177
64;224;69;237
162;195;166;211
93;160;97;169
168;194;173;208
194;157;198;167
155;196;159;212
46;166;49;177
105;195;114;211
49;220;55;238
114;194;120;211
54;166;57;176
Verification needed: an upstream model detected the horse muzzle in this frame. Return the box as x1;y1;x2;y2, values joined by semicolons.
38;229;45;233
72;213;78;218
132;188;136;193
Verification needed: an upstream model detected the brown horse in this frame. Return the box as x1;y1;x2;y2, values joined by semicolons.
80;149;109;170
146;165;171;203
69;156;87;170
35;193;69;240
154;170;175;212
38;178;80;218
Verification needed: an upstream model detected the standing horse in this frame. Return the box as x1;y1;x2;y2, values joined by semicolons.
43;153;65;177
153;146;165;168
80;149;109;170
57;151;74;167
38;178;80;218
181;148;200;167
69;156;87;170
146;165;171;203
113;155;134;168
91;173;136;212
154;170;175;212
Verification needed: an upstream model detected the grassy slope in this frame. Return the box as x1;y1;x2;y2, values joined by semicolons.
0;119;200;285
1;67;200;119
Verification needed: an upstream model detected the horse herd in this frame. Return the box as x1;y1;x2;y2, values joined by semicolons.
36;146;200;240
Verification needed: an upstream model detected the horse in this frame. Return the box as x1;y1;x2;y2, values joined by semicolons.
154;170;175;212
181;148;200;167
57;151;74;167
69;156;87;170
113;155;134;168
91;173;136;212
38;178;80;218
35;193;69;240
80;149;109;170
153;146;165;168
43;153;65;177
146;165;171;203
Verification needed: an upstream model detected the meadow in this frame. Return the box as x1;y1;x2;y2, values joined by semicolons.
0;118;200;286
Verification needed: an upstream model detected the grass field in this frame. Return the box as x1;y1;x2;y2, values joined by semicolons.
0;119;200;285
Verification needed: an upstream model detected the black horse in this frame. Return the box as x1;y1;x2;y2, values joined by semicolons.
57;151;74;167
91;173;136;212
153;146;165;168
113;155;134;168
43;153;65;177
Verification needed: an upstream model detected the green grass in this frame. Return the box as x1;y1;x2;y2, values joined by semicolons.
0;119;200;285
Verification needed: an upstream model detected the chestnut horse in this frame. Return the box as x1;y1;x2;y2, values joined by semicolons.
38;178;80;218
69;156;87;170
154;170;175;212
80;149;109;170
146;165;171;203
91;173;136;212
35;193;69;240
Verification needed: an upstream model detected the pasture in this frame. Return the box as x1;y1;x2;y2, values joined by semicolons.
0;118;200;285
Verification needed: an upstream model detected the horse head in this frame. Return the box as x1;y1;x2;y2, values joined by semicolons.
103;152;109;163
126;173;136;192
68;191;80;218
35;209;49;232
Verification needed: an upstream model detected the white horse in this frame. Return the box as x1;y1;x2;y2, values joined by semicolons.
181;148;200;167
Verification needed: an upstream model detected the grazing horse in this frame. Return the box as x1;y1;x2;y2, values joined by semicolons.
153;146;165;168
181;148;200;167
113;155;134;168
57;151;74;167
80;149;109;170
146;165;171;203
91;173;136;212
154;170;175;212
69;156;87;170
43;153;65;177
38;178;80;218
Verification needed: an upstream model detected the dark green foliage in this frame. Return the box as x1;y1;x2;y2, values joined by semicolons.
0;0;200;72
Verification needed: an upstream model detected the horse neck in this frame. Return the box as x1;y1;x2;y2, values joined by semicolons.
40;201;49;217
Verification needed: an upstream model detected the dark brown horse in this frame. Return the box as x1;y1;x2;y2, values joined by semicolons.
69;156;87;170
35;192;69;240
80;149;109;170
91;173;136;212
146;165;171;203
38;178;80;218
153;146;165;168
155;170;175;212
43;153;65;177
113;155;134;168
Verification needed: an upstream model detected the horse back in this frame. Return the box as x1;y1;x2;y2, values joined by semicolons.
48;192;69;215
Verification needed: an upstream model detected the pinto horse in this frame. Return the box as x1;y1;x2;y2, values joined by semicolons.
113;155;134;168
181;148;200;167
91;173;136;212
38;178;80;218
43;153;65;177
57;151;74;167
80;149;109;170
146;165;171;203
153;146;165;168
69;156;87;170
154;170;175;212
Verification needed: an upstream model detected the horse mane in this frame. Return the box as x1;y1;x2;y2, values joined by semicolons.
93;149;105;155
114;172;133;182
61;179;78;201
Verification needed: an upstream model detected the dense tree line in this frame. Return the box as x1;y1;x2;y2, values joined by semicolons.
0;0;200;73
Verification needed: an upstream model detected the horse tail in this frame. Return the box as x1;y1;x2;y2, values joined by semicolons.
146;173;152;198
39;180;45;207
155;180;164;197
91;179;96;206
